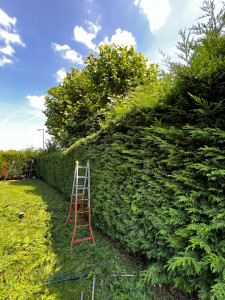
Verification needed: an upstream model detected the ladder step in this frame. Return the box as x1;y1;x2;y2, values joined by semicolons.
76;224;89;228
72;237;92;243
71;199;89;204
67;219;84;227
78;166;88;169
78;176;88;178
75;201;88;205
71;210;89;214
76;199;89;202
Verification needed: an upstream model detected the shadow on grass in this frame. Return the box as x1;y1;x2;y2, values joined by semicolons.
6;179;97;299
4;179;159;300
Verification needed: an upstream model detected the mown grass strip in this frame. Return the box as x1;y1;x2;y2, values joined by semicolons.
0;179;169;299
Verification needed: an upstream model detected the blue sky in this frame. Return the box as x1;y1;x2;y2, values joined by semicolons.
0;0;223;150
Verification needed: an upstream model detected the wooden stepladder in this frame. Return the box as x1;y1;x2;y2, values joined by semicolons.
65;161;95;248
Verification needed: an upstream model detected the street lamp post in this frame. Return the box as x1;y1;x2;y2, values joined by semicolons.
37;129;44;149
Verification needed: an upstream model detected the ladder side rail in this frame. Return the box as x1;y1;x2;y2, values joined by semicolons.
87;161;94;243
28;160;33;180
82;163;88;196
3;161;15;182
72;162;77;196
81;163;88;223
75;161;79;199
14;162;18;180
88;162;90;201
70;197;78;248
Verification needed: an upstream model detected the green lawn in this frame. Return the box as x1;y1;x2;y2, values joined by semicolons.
0;179;171;300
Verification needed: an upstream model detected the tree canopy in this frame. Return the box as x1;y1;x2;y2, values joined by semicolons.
162;0;225;128
44;44;159;147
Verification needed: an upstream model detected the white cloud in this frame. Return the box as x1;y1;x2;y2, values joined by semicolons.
0;8;16;28
56;68;67;82
62;49;83;64
0;28;25;46
134;0;171;34
143;0;224;68
101;28;136;48
53;44;70;52
74;21;101;51
0;9;25;67
26;95;46;110
0;44;14;56
0;55;12;66
52;42;83;64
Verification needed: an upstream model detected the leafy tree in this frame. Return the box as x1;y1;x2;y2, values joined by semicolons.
162;0;225;128
44;67;96;147
43;139;63;153
84;44;154;105
44;44;159;147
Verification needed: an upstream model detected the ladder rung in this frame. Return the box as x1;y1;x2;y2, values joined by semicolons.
71;200;89;204
72;237;92;243
76;224;89;228
72;210;89;213
76;200;89;203
78;176;88;178
77;187;88;190
67;219;84;224
78;166;88;169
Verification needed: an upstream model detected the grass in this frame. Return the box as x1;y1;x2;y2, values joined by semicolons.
0;179;172;299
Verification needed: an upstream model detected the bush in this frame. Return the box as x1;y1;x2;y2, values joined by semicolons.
0;148;40;180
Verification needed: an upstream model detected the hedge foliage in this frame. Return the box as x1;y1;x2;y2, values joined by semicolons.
0;149;39;180
36;1;225;298
36;119;225;299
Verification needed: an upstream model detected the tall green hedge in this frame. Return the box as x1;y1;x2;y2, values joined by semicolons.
36;4;225;297
36;115;225;299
